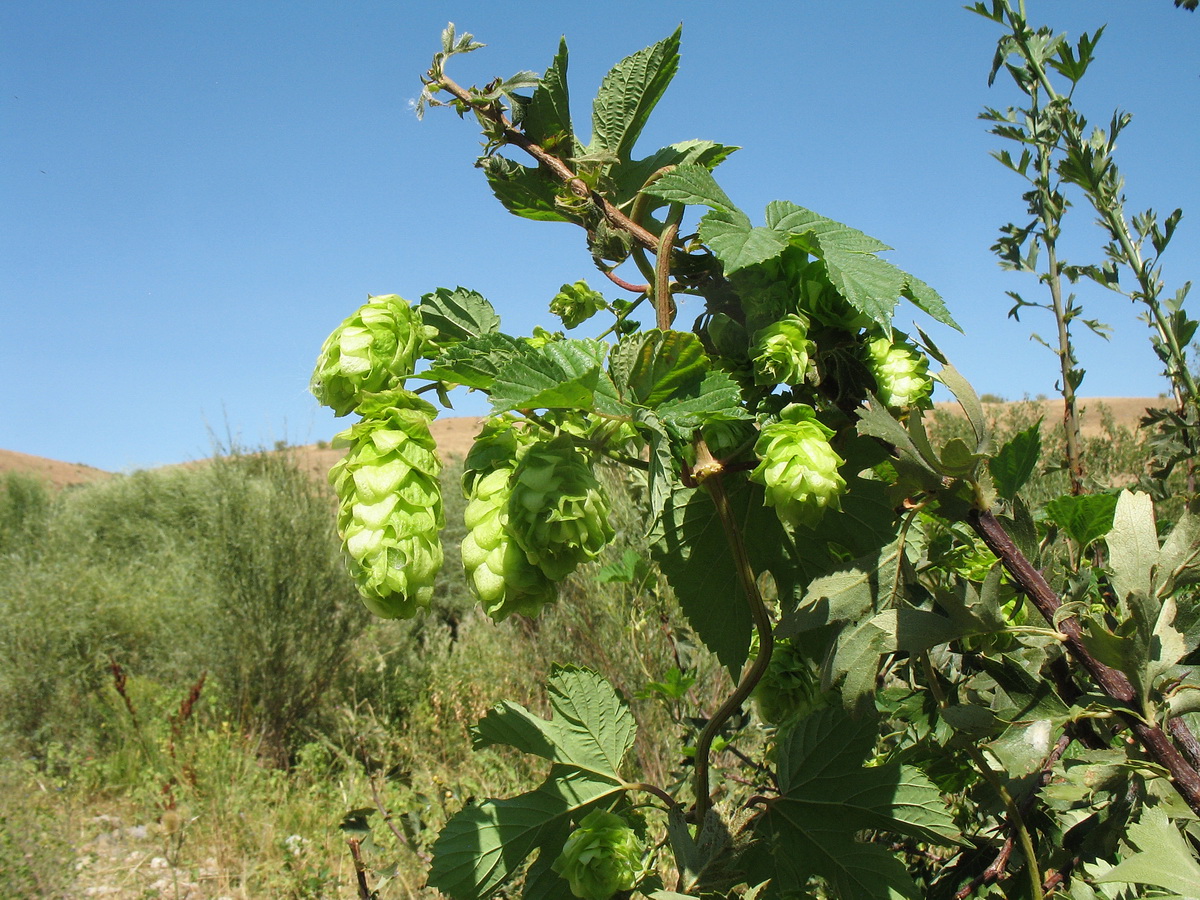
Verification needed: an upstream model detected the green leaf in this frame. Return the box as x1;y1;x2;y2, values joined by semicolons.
699;208;790;274
869;607;971;654
752;706;959;898
420;332;527;390
473;665;634;777
419;287;502;343
655;370;749;432
989;419;1042;500
1156;507;1200;597
642;163;737;211
1106;490;1159;603
428;667;635;900
489;339;614;412
765;201;891;253
524;38;574;158
613;140;739;209
587;28;681;162
650;480;800;676
610;329;709;407
779;541;904;638
1094;807;1200;895
1044;492;1119;550
480;156;574;223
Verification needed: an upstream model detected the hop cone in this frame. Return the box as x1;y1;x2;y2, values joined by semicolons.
508;436;614;582
329;391;443;618
460;422;557;620
550;280;607;330
311;294;429;416
751;313;816;386
751;404;847;529
753;638;827;725
866;335;932;410
551;809;643;900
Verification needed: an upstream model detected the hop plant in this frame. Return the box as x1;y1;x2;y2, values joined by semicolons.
866;334;932;410
751;404;847;529
551;280;608;329
508;436;614;582
751;313;817;386
753;637;828;725
460;422;558;620
311;293;431;416
329;391;444;618
551;809;643;900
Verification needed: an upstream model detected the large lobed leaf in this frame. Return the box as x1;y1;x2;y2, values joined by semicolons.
427;666;635;900
587;28;681;163
750;706;960;899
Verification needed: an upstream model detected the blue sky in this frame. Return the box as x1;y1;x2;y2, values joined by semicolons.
2;2;1197;472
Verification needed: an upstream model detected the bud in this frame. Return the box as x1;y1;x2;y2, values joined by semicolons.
311;294;430;417
551;280;608;330
508;437;614;582
753;638;827;725
866;335;932;410
460;422;557;620
551;809;643;900
751;313;816;386
751;404;847;529
329;391;443;618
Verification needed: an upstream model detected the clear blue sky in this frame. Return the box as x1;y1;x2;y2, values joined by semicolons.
3;2;1197;472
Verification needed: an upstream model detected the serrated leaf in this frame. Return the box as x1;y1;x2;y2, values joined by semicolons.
870;607;971;654
613;140;739;209
524;38;574;159
990;419;1042;500
642;163;737;211
428;667;635;900
636;409;675;527
481;156;574;223
490;339;613;412
1107;490;1159;604
937;364;989;452
419;286;502;343
699;208;790;274
765;201;892;253
856;401;941;480
1045;492;1119;550
427;768;618;900
610;329;708;407
655;369;749;432
753;706;959;898
587;28;681;162
1094;807;1200;895
650;480;799;676
420;332;527;390
779;541;904;637
902;274;961;331
472;666;635;778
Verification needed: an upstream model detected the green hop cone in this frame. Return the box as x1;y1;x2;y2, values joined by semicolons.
751;313;816;386
329;391;443;618
866;334;932;410
551;280;608;330
459;422;557;620
751;404;847;529
311;293;430;416
753;638;828;725
551;809;643;900
508;436;614;582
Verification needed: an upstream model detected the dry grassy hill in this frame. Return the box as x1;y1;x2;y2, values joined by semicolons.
0;398;1170;488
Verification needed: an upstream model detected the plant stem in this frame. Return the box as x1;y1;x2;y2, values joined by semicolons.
969;507;1200;815
691;453;773;822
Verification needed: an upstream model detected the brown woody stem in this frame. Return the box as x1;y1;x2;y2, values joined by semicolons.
968;507;1200;814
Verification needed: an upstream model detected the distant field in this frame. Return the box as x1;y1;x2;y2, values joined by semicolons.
0;397;1168;489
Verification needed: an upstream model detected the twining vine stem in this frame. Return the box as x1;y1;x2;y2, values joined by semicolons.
692;447;774;823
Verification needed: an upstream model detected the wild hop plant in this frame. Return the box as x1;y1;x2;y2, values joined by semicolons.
866;333;932;410
551;809;644;900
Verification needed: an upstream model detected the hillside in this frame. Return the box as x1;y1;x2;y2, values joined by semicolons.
0;398;1169;488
